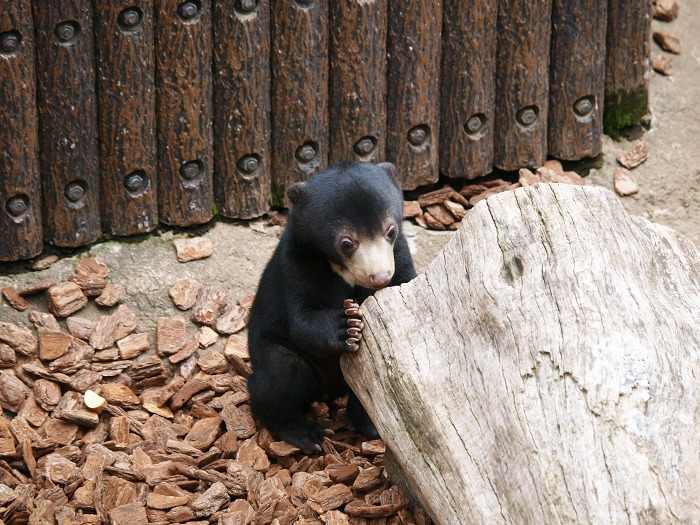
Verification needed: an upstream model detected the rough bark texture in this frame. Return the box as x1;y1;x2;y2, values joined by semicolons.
155;0;213;226
329;0;387;165
94;0;158;235
213;0;271;219
0;0;42;261
548;0;607;160
270;0;329;207
343;184;700;524
386;0;442;190
439;0;497;180
604;0;651;138
493;0;553;171
33;0;101;247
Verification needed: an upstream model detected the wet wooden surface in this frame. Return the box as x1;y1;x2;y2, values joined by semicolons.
33;0;102;247
213;0;271;219
155;0;213;226
94;0;158;235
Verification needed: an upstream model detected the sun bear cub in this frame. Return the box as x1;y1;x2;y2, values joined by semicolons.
247;162;416;453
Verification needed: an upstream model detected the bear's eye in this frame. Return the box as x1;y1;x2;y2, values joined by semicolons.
386;224;397;241
340;237;356;252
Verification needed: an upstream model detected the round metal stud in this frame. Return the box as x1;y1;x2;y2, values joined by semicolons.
516;106;539;127
0;31;21;54
178;1;199;20
55;21;79;44
124;172;146;192
407;125;429;147
180;160;201;180
466;115;483;133
295;142;317;163
353;136;376;157
119;8;142;30
65;181;86;203
573;96;595;118
235;0;257;13
237;155;259;174
6;196;28;218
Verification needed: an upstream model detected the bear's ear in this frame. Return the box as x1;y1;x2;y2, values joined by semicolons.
378;162;401;189
287;182;307;206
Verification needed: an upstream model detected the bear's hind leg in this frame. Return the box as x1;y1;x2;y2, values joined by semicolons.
347;391;379;440
248;343;332;453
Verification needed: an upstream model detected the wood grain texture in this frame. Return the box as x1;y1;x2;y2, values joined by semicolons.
329;0;387;165
94;0;158;235
439;0;497;179
213;0;271;219
548;0;607;160
0;0;42;260
343;184;700;524
33;0;101;247
604;0;651;134
271;0;329;205
386;0;442;190
155;0;213;226
493;0;553;171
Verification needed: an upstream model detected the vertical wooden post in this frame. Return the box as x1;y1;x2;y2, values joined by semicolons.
386;0;442;190
0;0;42;261
548;0;607;160
213;0;271;219
329;0;387;165
155;0;213;226
270;0;329;207
94;0;158;235
604;0;651;139
439;0;497;180
493;0;553;171
33;0;102;247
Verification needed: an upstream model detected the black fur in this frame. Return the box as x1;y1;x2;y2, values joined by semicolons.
247;162;416;453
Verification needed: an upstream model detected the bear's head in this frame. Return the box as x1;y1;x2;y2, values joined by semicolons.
286;162;404;290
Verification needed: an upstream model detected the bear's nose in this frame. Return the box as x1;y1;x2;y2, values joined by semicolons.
370;272;391;288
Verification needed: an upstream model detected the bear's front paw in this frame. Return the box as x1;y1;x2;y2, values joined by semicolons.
342;299;364;352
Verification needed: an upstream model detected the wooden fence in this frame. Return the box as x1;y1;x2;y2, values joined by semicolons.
0;0;651;262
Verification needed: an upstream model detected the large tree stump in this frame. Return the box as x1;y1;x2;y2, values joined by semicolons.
342;184;700;524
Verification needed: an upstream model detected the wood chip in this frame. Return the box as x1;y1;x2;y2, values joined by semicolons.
34;378;62;411
0;343;16;368
215;303;249;334
361;439;386;456
614;167;640;196
443;200;467;221
417;186;470;208
402;201;421;219
236;437;271;472
28;310;61;331
652;0;679;21
221;404;256;439
191;286;227;326
156;316;187;356
95;283;125;307
652;54;674;76
47;282;88;317
173;237;213;262
198;350;229;374
90;304;138;350
56;391;100;427
0;372;28;412
617;142;650;170
110;504;148;525
68;258;109;296
30;254;59;271
653;31;681;54
196;326;219;348
224;334;249;360
2;287;28;311
191;481;229;517
168;339;199;364
169;278;203;310
116;332;150;359
353;466;383;492
307;484;354;513
99;384;141;408
66;316;96;340
185;416;222;450
0;321;38;357
38;328;73;361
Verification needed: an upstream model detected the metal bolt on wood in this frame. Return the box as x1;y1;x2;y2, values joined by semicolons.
573;96;594;117
295;143;317;163
0;31;20;53
465;114;485;134
118;8;142;29
353;136;376;156
407;125;429;147
235;0;257;13
55;22;78;43
64;182;86;203
180;161;201;180
178;1;199;20
124;172;145;192
6;196;28;217
237;155;259;174
517;106;539;127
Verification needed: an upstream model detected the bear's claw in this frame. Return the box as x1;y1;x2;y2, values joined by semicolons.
342;299;363;352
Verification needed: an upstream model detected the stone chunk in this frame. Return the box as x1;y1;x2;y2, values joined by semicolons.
90;305;138;350
173;237;213;262
48;282;88;317
169;278;202;310
95;283;125;307
614;167;640;197
617;142;650;170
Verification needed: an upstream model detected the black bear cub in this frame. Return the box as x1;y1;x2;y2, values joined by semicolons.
247;162;416;453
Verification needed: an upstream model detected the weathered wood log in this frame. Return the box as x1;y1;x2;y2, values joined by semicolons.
493;0;552;171
270;0;329;207
343;183;700;524
155;0;213;226
33;0;102;247
548;0;607;160
604;0;651;138
94;0;159;235
0;0;42;261
439;0;497;180
329;0;387;165
213;0;271;219
385;0;441;190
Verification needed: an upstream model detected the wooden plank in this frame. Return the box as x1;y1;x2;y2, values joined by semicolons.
439;0;497;180
94;0;158;235
270;0;328;206
493;0;553;171
0;0;42;261
604;0;651;139
32;0;102;247
329;0;387;165
155;0;213;226
548;0;607;160
386;0;442;190
213;0;271;219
